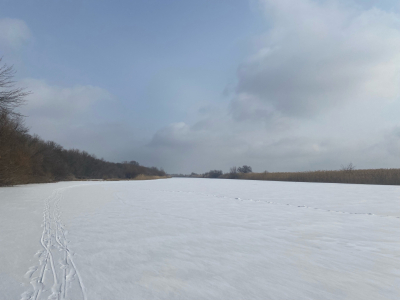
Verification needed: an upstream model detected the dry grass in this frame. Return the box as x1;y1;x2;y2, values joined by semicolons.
221;169;400;185
104;174;170;181
132;174;170;180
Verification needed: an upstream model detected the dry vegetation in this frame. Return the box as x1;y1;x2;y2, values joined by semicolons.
220;169;400;185
194;164;400;185
104;174;170;181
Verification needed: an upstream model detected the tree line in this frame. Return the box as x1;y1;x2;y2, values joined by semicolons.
0;60;165;186
182;163;400;185
171;165;253;178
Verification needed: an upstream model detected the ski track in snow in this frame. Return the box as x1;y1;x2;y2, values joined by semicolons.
21;187;87;300
135;188;400;220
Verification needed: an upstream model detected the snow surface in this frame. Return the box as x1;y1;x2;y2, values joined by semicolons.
1;178;400;299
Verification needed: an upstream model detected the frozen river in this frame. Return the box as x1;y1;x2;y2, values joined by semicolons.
1;178;399;299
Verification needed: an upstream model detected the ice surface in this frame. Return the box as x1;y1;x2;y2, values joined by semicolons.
1;178;399;299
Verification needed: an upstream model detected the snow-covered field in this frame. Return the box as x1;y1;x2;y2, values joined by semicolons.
1;178;400;300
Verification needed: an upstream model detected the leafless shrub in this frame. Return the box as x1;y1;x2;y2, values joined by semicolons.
341;162;356;172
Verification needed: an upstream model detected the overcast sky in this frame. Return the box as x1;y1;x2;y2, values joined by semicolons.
1;0;400;174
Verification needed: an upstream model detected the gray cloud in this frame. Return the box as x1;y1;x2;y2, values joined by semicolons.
144;119;400;173
16;79;130;157
383;126;400;158
233;0;400;119
148;122;201;149
19;79;113;120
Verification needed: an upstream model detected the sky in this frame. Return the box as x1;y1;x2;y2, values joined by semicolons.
1;0;400;174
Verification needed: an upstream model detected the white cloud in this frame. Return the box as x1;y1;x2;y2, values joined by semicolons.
15;79;120;154
0;18;31;50
19;78;113;120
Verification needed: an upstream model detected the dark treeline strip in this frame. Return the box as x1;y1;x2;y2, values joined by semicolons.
0;112;165;186
220;169;400;185
0;60;165;186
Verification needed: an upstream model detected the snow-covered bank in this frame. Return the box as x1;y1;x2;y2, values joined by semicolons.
1;179;399;299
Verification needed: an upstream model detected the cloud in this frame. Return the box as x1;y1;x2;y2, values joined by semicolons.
141;0;400;173
149;122;196;148
0;18;31;50
19;78;113;120
16;79;121;154
15;78;157;164
233;0;400;120
383;126;400;158
230;93;275;122
144;118;400;173
5;1;399;174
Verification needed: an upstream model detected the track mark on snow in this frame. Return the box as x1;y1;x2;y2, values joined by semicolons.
136;188;400;220
21;187;87;300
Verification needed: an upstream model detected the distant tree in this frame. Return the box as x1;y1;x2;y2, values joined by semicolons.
341;163;356;172
238;165;252;173
205;170;223;178
228;166;238;179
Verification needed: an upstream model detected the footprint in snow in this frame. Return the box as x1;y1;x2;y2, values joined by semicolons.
24;266;38;279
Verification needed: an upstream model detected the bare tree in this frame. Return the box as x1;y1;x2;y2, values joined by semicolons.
0;59;30;185
238;165;252;173
204;170;223;178
341;162;356;172
0;58;29;117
